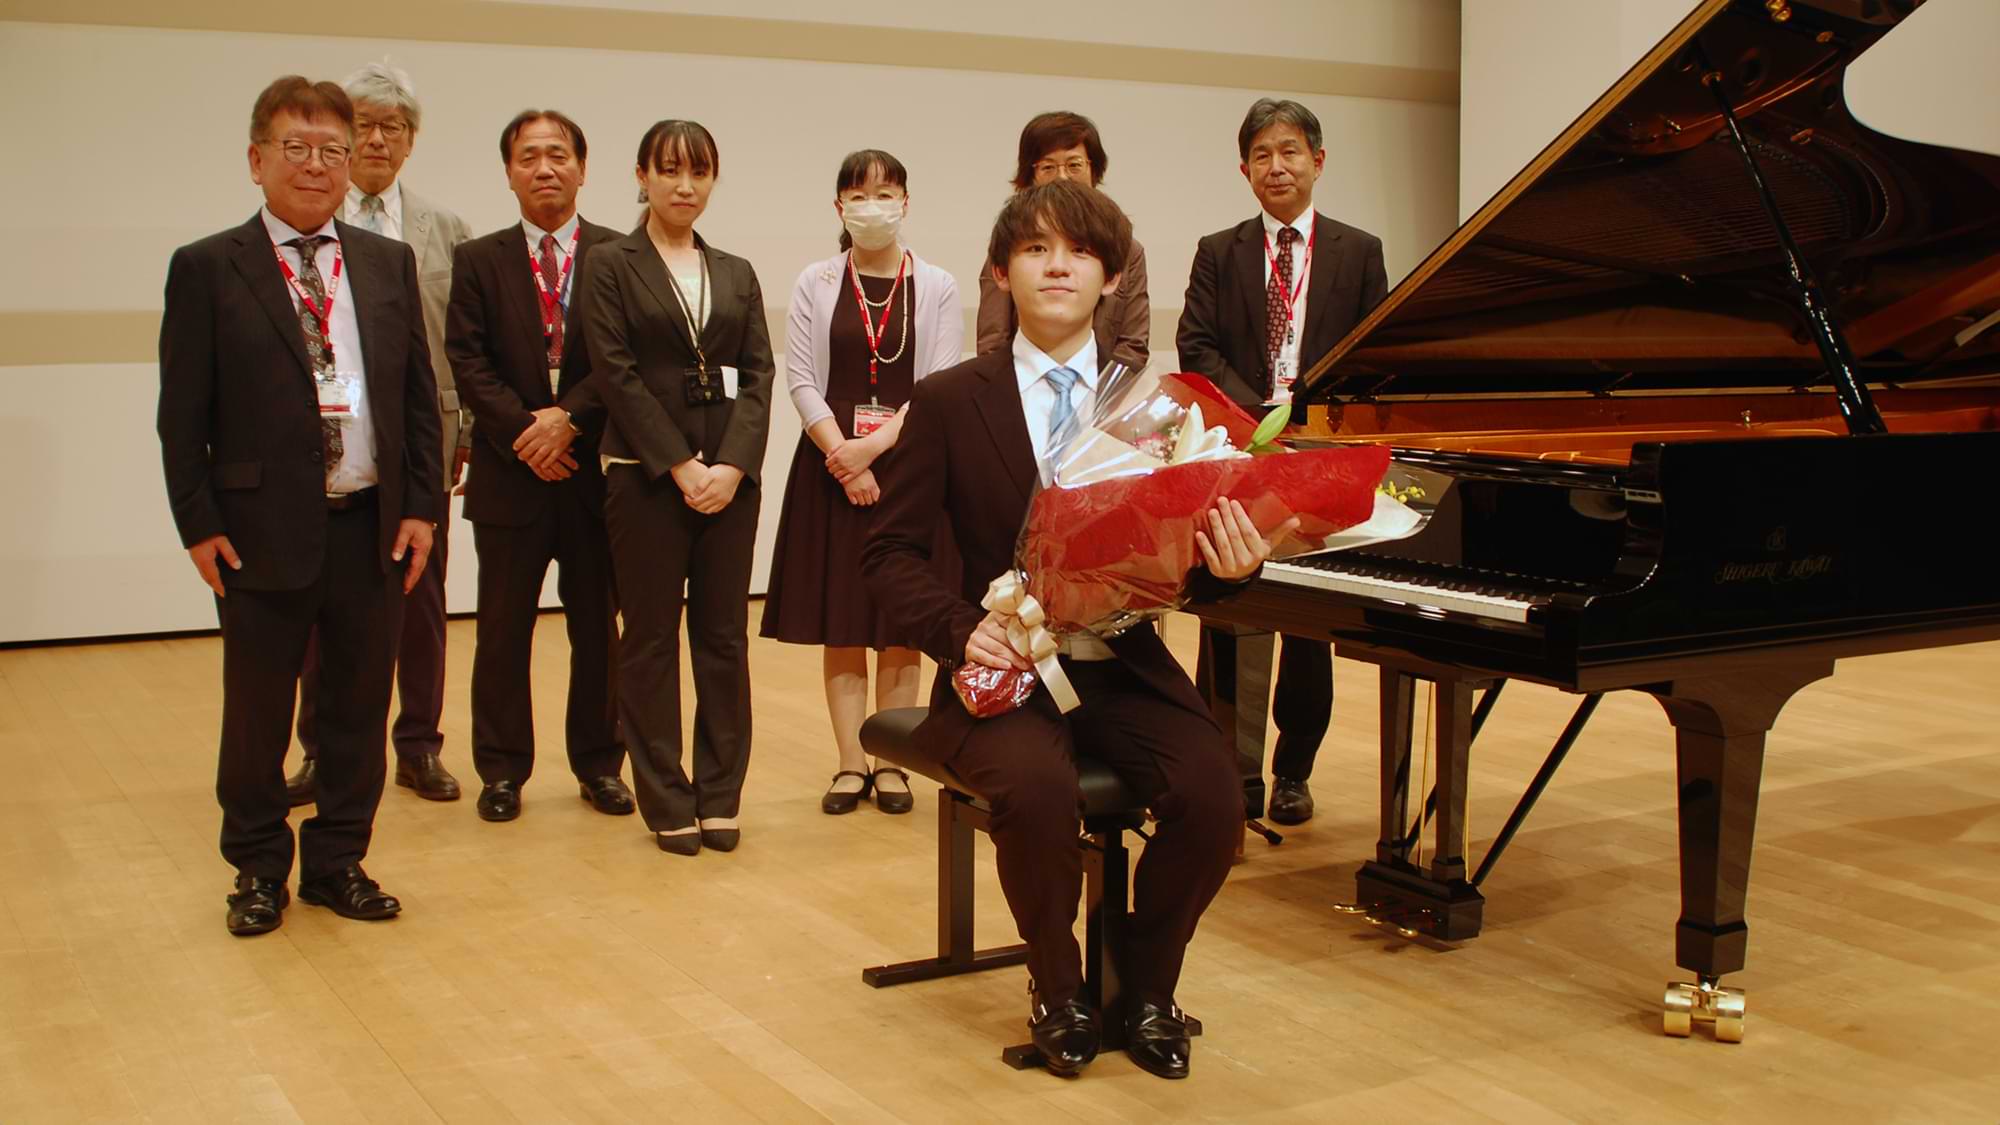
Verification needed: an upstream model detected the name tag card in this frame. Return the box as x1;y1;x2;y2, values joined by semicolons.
853;402;894;437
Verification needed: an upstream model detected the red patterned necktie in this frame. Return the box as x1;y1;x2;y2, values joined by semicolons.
539;233;564;369
1264;225;1300;389
287;235;342;486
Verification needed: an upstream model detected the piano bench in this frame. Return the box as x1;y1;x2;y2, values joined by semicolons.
856;706;1200;1067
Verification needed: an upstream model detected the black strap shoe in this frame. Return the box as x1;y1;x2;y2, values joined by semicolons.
285;759;317;808
1268;776;1315;826
477;780;522;822
226;875;289;937
1029;983;1101;1077
820;770;872;815
1125;1000;1192;1079
870;767;914;814
578;775;636;815
396;751;462;801
297;864;400;921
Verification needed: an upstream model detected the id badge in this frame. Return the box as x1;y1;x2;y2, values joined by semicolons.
316;371;356;418
549;367;562;396
684;366;724;407
853;403;894;437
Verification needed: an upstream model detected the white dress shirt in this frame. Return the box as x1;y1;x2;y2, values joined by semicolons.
1012;330;1100;478
1010;330;1110;660
522;212;581;309
1260;207;1317;403
344;179;404;240
263;207;376;493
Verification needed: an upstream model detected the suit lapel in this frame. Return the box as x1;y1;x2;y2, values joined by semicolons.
229;215;313;377
971;351;1038;507
1231;220;1269;386
498;223;550;370
621;231;700;355
342;222;392;408
403;189;436;273
559;220;616;369
695;238;729;359
1301;213;1345;358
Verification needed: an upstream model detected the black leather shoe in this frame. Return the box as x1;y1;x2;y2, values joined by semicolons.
1028;987;1100;1077
871;767;914;815
820;770;871;815
297;864;400;921
225;876;289;937
285;759;317;808
698;822;740;852
477;780;521;822
1125;1000;1192;1079
578;775;636;815
396;752;461;801
1268;776;1315;826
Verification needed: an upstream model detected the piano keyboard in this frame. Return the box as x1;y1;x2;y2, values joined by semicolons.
1263;554;1585;623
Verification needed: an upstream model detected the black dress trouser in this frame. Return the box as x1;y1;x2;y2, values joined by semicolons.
296;497;448;761
469;487;622;786
216;501;403;880
947;658;1242;1008
603;465;759;831
1272;635;1333;781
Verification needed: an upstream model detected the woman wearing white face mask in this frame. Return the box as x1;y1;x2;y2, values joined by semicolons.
761;149;962;815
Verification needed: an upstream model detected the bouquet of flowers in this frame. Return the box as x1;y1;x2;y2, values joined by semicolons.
954;367;1441;717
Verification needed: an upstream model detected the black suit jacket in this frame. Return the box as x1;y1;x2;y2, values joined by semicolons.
449;217;619;525
157;213;444;591
584;229;774;484
862;348;1247;761
1175;212;1387;407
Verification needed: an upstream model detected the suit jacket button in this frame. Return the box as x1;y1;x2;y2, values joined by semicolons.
310;448;323;462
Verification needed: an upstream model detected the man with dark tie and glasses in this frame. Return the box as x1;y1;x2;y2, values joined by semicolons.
158;76;443;935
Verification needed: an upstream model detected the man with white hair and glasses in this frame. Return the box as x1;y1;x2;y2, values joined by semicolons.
287;61;473;806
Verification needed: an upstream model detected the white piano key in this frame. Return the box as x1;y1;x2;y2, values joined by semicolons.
1264;560;1539;623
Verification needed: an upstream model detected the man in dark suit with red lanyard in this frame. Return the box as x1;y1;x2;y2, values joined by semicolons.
158;76;442;936
865;180;1290;1080
448;109;631;822
1176;97;1388;826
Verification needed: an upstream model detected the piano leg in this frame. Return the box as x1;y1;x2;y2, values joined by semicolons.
1348;669;1487;941
1196;623;1275;823
1650;661;1833;1042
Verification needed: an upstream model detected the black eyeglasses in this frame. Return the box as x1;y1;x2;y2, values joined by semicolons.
355;118;409;141
264;138;353;168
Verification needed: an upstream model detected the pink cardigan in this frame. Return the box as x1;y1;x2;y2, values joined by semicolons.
784;250;963;429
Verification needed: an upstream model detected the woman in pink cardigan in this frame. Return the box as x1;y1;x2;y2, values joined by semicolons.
759;149;962;815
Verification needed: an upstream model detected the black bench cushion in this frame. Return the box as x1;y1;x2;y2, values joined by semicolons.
860;707;1144;817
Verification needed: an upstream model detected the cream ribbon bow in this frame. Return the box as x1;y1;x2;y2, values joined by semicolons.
980;571;1081;713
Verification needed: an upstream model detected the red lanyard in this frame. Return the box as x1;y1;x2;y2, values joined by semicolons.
1262;224;1316;334
528;229;579;336
847;250;908;386
274;240;344;360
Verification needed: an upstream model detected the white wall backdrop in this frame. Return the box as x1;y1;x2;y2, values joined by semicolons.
1;3;1462;642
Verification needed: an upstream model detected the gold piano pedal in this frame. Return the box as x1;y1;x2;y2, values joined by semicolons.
1333;901;1426;941
1663;977;1745;1043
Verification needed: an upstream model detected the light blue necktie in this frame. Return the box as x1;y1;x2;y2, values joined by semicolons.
355;193;386;234
1045;365;1080;449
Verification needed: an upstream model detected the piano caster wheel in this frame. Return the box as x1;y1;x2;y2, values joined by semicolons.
1664;978;1746;1042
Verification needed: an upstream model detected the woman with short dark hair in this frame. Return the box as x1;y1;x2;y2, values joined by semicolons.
975;111;1151;372
587;120;774;856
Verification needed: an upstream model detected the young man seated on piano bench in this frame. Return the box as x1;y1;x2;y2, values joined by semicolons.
861;179;1293;1079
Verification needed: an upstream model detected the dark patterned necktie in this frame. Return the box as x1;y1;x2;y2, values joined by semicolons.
539;233;564;369
286;235;342;486
1265;225;1300;383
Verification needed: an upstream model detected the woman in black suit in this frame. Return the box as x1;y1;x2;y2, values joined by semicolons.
585;120;774;855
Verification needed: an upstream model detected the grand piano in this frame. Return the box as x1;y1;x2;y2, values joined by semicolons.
1194;0;2000;1042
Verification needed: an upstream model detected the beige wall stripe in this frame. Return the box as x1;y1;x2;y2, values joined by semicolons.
3;3;1457;104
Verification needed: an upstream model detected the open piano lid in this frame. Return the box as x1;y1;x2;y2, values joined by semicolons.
1301;0;2000;403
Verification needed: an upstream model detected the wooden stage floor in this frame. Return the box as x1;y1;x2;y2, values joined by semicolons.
2;614;1996;1121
